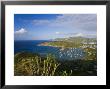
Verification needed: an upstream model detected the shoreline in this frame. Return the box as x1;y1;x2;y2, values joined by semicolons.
37;42;70;50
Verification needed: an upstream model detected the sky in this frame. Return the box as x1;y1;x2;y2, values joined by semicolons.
14;14;97;40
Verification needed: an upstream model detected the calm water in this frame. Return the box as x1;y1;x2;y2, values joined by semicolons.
14;40;85;60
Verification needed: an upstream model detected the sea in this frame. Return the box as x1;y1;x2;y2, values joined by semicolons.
14;40;85;60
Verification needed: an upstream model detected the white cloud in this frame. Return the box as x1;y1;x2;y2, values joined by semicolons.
32;14;97;31
54;32;96;38
33;20;50;25
15;28;27;35
71;33;96;38
74;33;84;37
55;32;60;34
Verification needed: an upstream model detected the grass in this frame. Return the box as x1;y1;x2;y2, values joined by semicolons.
14;52;97;76
39;41;82;48
14;37;97;76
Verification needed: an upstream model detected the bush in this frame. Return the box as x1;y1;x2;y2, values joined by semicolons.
14;54;60;76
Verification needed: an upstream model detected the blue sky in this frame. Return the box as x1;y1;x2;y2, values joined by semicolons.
14;14;97;40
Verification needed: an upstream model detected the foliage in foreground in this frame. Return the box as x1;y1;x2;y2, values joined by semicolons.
14;53;72;76
14;52;97;76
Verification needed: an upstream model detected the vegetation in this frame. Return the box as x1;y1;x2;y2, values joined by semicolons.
39;41;81;48
84;47;97;60
14;37;97;76
14;52;97;76
39;37;96;49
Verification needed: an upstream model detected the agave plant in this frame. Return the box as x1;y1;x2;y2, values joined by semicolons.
61;70;73;76
14;53;60;76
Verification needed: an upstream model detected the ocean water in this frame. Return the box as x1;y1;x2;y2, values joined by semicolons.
14;40;85;60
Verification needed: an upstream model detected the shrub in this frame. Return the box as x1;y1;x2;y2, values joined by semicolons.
14;54;60;76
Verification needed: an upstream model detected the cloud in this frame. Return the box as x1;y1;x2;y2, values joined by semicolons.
74;33;84;37
33;20;50;25
55;32;60;34
57;32;96;38
15;28;27;35
71;33;96;38
32;14;97;31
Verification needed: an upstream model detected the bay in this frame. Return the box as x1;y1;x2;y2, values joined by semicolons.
14;40;85;60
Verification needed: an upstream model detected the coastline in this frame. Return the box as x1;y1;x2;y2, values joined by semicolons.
37;41;68;50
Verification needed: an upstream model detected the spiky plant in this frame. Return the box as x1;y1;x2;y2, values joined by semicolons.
14;53;60;76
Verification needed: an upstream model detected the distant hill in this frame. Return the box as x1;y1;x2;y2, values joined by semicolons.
54;36;96;44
